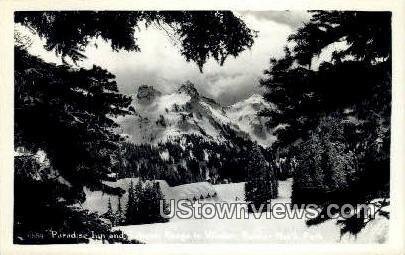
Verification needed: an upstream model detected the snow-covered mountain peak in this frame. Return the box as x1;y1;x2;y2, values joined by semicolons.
225;94;277;147
228;94;276;113
118;84;277;147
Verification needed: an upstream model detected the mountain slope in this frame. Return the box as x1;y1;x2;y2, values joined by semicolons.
225;94;277;147
117;82;277;147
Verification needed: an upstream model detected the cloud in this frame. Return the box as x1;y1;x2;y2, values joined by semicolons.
18;11;309;106
238;11;311;29
78;12;299;105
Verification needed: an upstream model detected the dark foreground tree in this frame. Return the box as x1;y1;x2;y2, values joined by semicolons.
14;11;256;243
15;11;256;71
261;11;391;147
124;180;169;225
260;11;391;236
244;146;278;213
14;47;132;243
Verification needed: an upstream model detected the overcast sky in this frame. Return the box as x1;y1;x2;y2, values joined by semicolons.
18;11;311;105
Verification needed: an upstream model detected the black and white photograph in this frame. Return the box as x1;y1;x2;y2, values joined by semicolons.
1;1;404;252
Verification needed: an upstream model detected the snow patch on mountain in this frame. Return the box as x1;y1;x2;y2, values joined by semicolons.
225;94;277;147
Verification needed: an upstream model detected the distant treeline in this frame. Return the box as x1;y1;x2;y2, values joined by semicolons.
111;126;284;186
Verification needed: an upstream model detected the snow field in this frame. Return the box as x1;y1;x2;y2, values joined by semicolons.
115;179;389;243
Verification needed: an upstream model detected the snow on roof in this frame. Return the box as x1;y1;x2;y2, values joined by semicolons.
170;182;217;200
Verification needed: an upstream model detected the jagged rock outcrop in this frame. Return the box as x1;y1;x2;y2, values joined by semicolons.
177;81;200;100
137;85;162;105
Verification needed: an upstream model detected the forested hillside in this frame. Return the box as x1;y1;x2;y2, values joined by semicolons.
113;132;275;186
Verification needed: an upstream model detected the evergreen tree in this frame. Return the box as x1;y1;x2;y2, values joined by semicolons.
150;182;169;223
15;11;256;71
260;11;391;148
125;181;136;224
259;11;391;235
122;180;169;225
14;47;131;243
107;198;113;214
116;196;124;226
291;116;357;205
244;146;278;213
133;180;144;224
103;198;116;226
